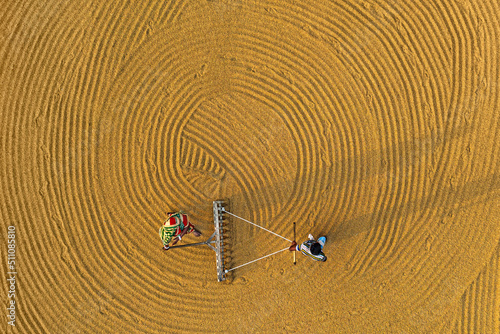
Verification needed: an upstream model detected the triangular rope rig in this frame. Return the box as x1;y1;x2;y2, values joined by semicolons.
165;201;292;282
221;207;292;275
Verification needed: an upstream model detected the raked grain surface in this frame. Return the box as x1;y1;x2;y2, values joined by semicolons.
1;1;499;333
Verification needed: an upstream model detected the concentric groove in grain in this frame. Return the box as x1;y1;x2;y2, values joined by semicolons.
1;0;499;332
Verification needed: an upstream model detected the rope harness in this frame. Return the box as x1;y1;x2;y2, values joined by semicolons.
222;209;291;273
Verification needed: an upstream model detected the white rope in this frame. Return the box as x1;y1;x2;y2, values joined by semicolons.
223;209;292;242
225;247;289;273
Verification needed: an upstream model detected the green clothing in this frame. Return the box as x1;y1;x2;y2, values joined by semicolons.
158;212;194;246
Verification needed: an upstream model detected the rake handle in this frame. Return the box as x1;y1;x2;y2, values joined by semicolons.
293;222;296;265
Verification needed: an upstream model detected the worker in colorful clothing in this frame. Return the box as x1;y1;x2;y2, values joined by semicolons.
289;234;327;261
159;211;201;250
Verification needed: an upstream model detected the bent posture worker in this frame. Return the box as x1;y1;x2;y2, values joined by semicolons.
289;234;327;261
159;211;201;250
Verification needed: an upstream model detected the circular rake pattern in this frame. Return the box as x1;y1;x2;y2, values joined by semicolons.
1;0;499;333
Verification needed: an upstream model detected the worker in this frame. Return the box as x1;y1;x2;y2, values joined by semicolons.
289;234;327;261
159;211;201;250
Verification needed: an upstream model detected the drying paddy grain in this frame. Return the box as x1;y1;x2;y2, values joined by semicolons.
1;1;499;333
